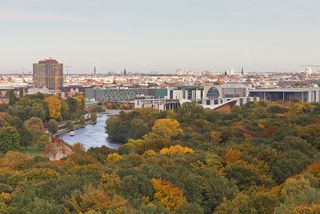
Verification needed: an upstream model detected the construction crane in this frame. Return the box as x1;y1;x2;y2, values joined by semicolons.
64;65;72;83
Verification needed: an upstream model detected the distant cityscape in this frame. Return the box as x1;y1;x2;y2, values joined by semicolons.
0;57;320;110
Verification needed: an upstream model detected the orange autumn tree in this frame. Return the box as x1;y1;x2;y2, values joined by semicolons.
295;204;320;214
151;178;186;211
46;96;62;120
223;148;244;163
301;161;320;178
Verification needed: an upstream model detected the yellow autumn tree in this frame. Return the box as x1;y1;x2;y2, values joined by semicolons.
143;150;157;158
107;153;122;163
46;96;62;120
151;178;186;211
75;95;85;114
70;185;129;213
160;145;193;157
149;118;183;139
100;172;121;192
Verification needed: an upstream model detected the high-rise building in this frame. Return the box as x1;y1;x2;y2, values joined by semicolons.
33;58;63;91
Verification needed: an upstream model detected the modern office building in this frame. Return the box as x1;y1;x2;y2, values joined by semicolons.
167;84;248;100
33;58;63;91
135;84;257;111
248;88;320;102
221;83;247;97
167;85;221;100
85;87;167;103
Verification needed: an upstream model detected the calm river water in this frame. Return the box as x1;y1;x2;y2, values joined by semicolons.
58;114;120;149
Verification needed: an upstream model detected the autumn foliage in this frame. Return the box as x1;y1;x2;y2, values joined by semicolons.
160;145;193;157
151;178;186;211
1;101;320;213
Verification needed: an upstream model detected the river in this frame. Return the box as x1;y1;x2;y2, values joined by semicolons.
58;114;120;149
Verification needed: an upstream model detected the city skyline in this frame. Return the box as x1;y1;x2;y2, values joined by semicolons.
1;0;320;73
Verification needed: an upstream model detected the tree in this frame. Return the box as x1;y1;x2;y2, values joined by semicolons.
65;120;74;130
69;185;129;213
151;178;186;212
60;101;70;120
19;127;33;148
66;97;78;119
100;173;121;192
48;119;58;134
177;102;204;124
160;145;193;157
75;95;85;116
6;90;18;105
274;175;320;214
148;118;183;139
92;104;105;113
224;160;274;191
0;126;20;153
210;131;222;143
35;134;51;149
90;112;97;123
294;102;315;113
24;117;44;134
46;96;61;120
79;116;86;125
107;153;122;163
223;148;243;163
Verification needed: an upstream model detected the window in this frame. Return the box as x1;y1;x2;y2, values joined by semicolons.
207;87;220;98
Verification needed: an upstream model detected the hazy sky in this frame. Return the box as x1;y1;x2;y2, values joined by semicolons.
0;0;319;73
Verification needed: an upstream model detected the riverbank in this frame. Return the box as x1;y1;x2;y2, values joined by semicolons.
53;110;122;137
52;120;96;137
58;114;120;149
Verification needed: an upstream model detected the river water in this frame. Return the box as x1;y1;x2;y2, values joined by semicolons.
58;114;120;149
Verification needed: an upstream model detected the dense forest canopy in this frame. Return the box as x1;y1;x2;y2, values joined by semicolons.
0;91;85;153
1;100;320;213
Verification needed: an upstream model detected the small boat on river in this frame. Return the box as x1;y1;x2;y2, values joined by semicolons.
69;131;75;136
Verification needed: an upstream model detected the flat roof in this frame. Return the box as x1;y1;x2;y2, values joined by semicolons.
249;88;320;92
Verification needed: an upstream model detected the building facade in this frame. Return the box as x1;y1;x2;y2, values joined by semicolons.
249;88;320;102
167;85;221;100
85;87;167;103
33;58;63;91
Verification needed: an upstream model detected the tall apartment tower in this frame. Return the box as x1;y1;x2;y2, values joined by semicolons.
33;58;63;91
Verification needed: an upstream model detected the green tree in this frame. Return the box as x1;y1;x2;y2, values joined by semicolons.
0;126;20;153
48;119;59;134
24;117;44;134
177;102;204;124
5;90;18;105
65;120;74;130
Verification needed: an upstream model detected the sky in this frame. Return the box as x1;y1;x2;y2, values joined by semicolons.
0;0;319;73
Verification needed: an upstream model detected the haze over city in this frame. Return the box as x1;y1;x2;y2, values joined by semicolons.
1;0;320;73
